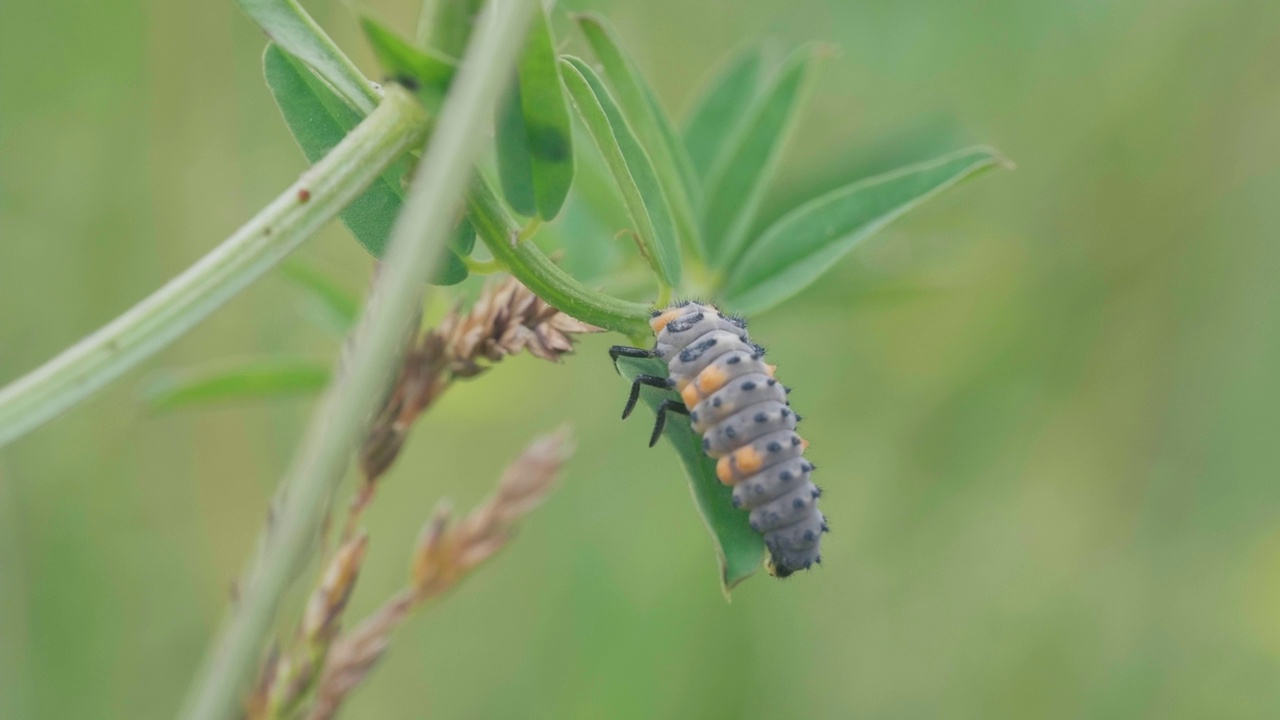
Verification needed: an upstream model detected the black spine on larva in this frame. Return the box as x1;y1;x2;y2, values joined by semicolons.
650;302;824;576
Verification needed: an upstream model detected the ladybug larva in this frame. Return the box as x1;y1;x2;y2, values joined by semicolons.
611;301;826;578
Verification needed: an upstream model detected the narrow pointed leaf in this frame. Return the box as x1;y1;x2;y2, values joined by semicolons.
416;0;484;59
682;46;762;182
559;56;682;287
576;13;702;257
360;17;455;110
723;147;1008;314
238;0;380;114
703;45;823;268
496;5;575;219
615;356;764;594
278;261;360;334
264;44;467;284
144;358;330;412
642;81;703;213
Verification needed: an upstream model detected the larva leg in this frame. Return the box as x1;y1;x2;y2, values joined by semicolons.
622;374;673;420
609;345;655;373
649;400;689;447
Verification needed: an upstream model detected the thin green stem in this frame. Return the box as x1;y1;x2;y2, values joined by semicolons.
468;178;652;336
462;255;505;274
0;90;428;448
516;216;543;245
177;2;540;718
656;283;673;307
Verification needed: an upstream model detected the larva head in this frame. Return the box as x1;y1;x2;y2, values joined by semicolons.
766;554;795;578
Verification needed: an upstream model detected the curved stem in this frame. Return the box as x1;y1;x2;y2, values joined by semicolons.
0;89;429;448
468;179;652;337
177;2;541;718
461;255;504;274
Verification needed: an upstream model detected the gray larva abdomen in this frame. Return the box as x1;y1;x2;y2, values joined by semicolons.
649;301;825;577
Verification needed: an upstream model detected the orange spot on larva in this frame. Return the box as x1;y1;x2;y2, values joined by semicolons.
680;383;701;408
649;310;683;333
734;446;763;475
716;456;735;484
695;365;728;395
798;436;809;452
765;364;777;378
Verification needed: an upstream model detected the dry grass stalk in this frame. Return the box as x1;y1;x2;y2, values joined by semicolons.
246;533;370;720
306;429;573;720
351;277;597;530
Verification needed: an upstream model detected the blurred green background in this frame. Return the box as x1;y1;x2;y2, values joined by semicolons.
4;0;1280;717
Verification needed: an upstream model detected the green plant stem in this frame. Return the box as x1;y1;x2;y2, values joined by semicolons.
468;179;652;336
0;90;428;448
461;255;504;274
177;2;540;718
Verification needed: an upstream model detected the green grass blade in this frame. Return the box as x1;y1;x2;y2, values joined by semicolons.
559;56;682;288
495;5;575;219
723;147;1009;314
615;356;764;595
360;17;456;110
264;44;467;284
144;358;330;412
682;46;762;184
278;261;359;335
576;13;702;257
238;0;380;114
702;44;823;269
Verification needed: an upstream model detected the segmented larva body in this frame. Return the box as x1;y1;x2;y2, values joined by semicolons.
643;301;825;577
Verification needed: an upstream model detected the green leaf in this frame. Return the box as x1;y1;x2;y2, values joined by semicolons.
278;261;360;335
615;356;765;595
415;0;484;60
575;13;702;258
682;46;762;183
559;56;682;288
144;358;330;412
495;5;575;220
360;17;456;110
723;147;1009;314
702;44;824;269
263;43;467;285
238;0;380;114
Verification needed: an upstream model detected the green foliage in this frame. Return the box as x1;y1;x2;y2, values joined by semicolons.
238;0;381;113
144;359;330;411
163;10;1004;596
416;0;484;60
724;147;1008;313
559;56;683;288
614;356;765;594
278;261;359;335
701;44;824;268
468;177;652;337
682;47;762;182
359;17;455;110
263;43;469;284
495;5;575;220
575;13;702;257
